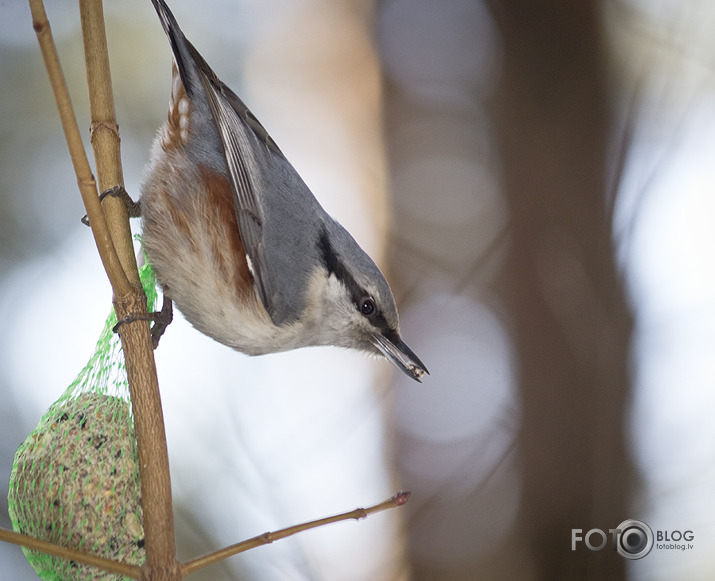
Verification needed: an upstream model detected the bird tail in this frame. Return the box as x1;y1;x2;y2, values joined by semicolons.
149;0;213;99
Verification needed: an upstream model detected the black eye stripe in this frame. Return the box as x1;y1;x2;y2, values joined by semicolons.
319;228;355;289
318;228;389;331
319;227;368;307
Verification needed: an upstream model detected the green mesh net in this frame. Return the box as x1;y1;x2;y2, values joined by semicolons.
7;253;157;580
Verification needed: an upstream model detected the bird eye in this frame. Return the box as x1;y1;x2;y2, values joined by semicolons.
360;297;376;317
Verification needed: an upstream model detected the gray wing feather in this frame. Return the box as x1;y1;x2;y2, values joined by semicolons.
153;0;320;326
198;69;324;326
198;73;274;314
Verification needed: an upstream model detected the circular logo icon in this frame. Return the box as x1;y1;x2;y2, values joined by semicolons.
616;519;654;559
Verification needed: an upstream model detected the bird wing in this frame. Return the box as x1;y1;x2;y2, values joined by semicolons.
198;74;271;305
151;0;296;324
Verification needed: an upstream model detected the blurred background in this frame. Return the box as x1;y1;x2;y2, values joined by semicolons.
1;0;714;579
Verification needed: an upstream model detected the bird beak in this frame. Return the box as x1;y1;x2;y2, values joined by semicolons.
372;332;429;382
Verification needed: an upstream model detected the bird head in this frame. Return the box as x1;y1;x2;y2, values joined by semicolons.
308;224;428;382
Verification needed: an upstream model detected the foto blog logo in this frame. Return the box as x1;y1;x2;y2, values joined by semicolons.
571;519;694;559
572;519;653;559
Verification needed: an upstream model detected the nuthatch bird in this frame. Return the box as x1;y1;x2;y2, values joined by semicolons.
141;0;428;381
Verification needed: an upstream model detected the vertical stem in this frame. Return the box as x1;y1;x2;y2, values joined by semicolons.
79;0;138;284
77;1;179;578
28;0;131;298
117;308;180;581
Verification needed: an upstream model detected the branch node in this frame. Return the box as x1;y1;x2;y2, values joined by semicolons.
90;119;120;142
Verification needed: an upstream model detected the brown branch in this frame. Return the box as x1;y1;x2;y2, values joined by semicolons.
28;0;131;298
79;0;139;285
24;1;178;579
181;491;411;577
0;528;142;580
77;1;178;579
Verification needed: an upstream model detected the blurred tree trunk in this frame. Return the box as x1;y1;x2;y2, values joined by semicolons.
492;0;632;579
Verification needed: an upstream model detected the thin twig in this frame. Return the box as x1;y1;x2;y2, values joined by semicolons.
0;528;142;580
24;1;179;579
79;0;140;286
28;0;131;298
77;1;178;578
181;491;411;577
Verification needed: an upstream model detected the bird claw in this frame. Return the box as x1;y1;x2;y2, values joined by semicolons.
113;296;173;350
82;185;141;226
